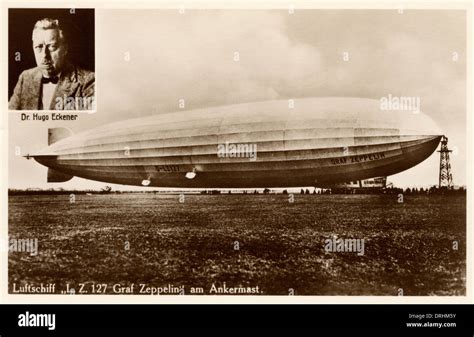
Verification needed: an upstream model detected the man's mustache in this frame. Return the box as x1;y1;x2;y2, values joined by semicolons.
39;58;53;66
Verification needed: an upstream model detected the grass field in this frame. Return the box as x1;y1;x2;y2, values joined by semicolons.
8;193;466;295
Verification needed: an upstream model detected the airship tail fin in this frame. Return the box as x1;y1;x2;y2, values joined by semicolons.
47;168;73;183
48;127;73;145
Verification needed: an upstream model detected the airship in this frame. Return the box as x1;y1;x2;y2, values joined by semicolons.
28;97;442;188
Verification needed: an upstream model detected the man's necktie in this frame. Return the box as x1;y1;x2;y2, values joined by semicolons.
42;76;59;84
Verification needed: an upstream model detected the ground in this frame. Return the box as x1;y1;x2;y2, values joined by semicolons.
8;193;466;295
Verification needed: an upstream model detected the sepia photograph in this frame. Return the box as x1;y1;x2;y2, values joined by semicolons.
7;8;468;298
8;8;95;111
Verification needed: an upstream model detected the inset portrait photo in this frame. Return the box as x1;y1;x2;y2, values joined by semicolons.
8;8;95;111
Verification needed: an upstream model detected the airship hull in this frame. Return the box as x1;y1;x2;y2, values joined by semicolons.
32;97;443;188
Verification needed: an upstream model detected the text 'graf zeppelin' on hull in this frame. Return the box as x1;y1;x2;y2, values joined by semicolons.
30;97;443;188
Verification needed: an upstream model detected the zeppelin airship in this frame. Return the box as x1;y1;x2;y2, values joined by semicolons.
28;97;443;188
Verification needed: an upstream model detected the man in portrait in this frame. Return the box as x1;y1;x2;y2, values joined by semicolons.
9;18;95;110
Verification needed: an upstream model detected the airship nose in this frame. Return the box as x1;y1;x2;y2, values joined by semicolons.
413;111;443;136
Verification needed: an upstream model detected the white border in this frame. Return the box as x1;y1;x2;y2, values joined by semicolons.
1;0;472;304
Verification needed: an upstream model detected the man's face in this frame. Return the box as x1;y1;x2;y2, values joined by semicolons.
32;29;67;77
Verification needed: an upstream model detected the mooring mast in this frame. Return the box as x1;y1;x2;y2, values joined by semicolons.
437;136;453;189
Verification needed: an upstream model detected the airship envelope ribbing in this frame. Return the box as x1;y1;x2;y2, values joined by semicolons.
30;97;443;188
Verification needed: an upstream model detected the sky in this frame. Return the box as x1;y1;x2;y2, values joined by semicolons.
8;9;467;190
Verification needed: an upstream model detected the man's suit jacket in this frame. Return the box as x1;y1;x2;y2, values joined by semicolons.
9;63;95;110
